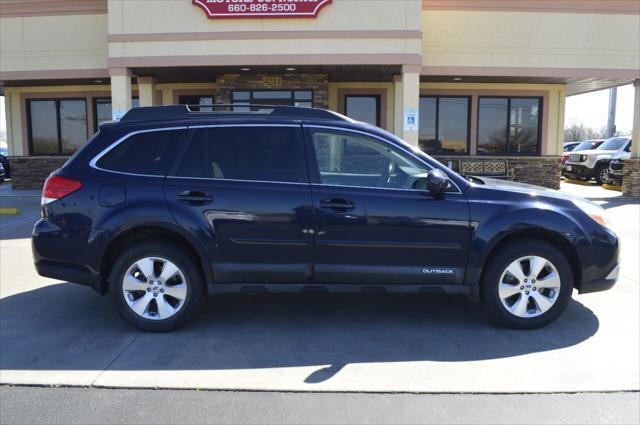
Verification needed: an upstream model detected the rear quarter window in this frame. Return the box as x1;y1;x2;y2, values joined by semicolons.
96;129;184;176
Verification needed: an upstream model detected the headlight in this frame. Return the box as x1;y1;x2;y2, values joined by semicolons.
573;198;610;229
580;154;588;162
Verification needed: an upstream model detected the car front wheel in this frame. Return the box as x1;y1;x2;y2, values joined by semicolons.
481;240;573;329
595;165;611;185
109;242;205;331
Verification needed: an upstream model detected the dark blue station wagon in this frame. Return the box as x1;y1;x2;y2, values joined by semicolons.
33;105;619;331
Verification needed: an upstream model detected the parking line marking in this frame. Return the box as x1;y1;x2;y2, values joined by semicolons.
0;208;20;215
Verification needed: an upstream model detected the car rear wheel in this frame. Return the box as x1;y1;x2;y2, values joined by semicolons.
481;240;573;329
109;241;205;331
595;165;611;185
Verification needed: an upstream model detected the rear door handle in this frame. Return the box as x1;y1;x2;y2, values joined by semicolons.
319;198;355;213
177;190;213;205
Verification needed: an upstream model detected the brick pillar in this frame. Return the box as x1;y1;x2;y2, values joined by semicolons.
622;80;640;198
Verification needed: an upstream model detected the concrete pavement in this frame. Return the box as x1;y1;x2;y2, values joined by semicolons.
0;181;638;393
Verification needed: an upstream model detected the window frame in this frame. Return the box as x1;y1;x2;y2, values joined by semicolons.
476;96;543;156
232;89;314;108
344;94;381;127
27;98;88;156
177;94;215;111
92;97;140;132
419;95;471;156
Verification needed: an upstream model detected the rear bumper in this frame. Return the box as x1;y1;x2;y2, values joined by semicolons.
34;260;101;292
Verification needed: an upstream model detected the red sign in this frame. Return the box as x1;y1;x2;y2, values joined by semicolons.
193;0;332;19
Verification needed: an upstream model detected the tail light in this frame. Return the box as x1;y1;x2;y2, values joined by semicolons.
42;175;82;205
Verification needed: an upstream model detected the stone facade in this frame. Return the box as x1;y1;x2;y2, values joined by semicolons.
622;158;640;198
9;156;70;190
215;74;329;109
433;156;563;189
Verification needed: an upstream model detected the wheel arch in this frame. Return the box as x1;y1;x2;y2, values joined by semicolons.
477;228;582;298
99;224;212;294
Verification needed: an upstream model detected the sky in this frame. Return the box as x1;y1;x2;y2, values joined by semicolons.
0;84;637;144
565;84;635;135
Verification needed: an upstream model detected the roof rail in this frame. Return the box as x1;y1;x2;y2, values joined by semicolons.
119;104;351;123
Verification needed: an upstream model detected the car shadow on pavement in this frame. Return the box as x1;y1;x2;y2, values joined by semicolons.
0;283;600;384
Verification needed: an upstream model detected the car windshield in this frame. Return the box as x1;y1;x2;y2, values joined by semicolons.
598;137;628;151
574;140;602;151
0;147;7;156
564;143;578;152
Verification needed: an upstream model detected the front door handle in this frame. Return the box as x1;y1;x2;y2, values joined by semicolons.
177;190;213;205
319;198;355;213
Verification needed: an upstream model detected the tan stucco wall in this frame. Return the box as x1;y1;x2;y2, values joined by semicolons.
0;14;108;73
107;0;422;63
419;82;567;156
422;10;640;71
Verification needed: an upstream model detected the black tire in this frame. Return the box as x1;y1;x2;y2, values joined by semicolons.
109;241;206;332
481;239;573;329
594;165;610;185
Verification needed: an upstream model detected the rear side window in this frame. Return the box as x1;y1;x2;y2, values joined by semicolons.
96;130;184;176
176;126;307;183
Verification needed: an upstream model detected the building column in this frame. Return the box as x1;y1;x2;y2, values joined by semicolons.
393;74;403;137
138;76;158;107
110;68;132;121
622;79;640;197
400;65;421;147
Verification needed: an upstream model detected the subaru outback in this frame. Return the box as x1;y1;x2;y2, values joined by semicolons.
33;105;619;331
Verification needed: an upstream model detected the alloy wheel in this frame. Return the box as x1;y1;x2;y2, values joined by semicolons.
599;168;610;184
498;256;561;318
122;257;188;320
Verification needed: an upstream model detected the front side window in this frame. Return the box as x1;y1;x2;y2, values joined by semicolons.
310;129;428;190
419;96;470;154
477;97;541;155
28;99;88;155
96;130;183;176
176;126;307;183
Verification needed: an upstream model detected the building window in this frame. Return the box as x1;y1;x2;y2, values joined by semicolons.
345;95;381;127
178;95;214;111
28;99;88;155
419;96;470;155
477;97;542;155
232;90;313;110
93;97;140;131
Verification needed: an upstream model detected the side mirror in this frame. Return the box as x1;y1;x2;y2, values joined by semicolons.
416;169;449;195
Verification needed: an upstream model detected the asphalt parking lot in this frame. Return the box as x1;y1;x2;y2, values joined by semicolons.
0;181;638;397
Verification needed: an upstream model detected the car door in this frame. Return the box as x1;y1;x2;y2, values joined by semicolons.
304;126;470;285
163;124;314;284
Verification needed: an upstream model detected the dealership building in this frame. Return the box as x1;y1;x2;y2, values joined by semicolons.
1;0;639;194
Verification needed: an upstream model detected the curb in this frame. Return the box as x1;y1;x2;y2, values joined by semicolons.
602;184;622;192
0;208;20;215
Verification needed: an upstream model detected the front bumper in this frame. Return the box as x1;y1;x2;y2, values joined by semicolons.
578;264;619;294
563;163;595;179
